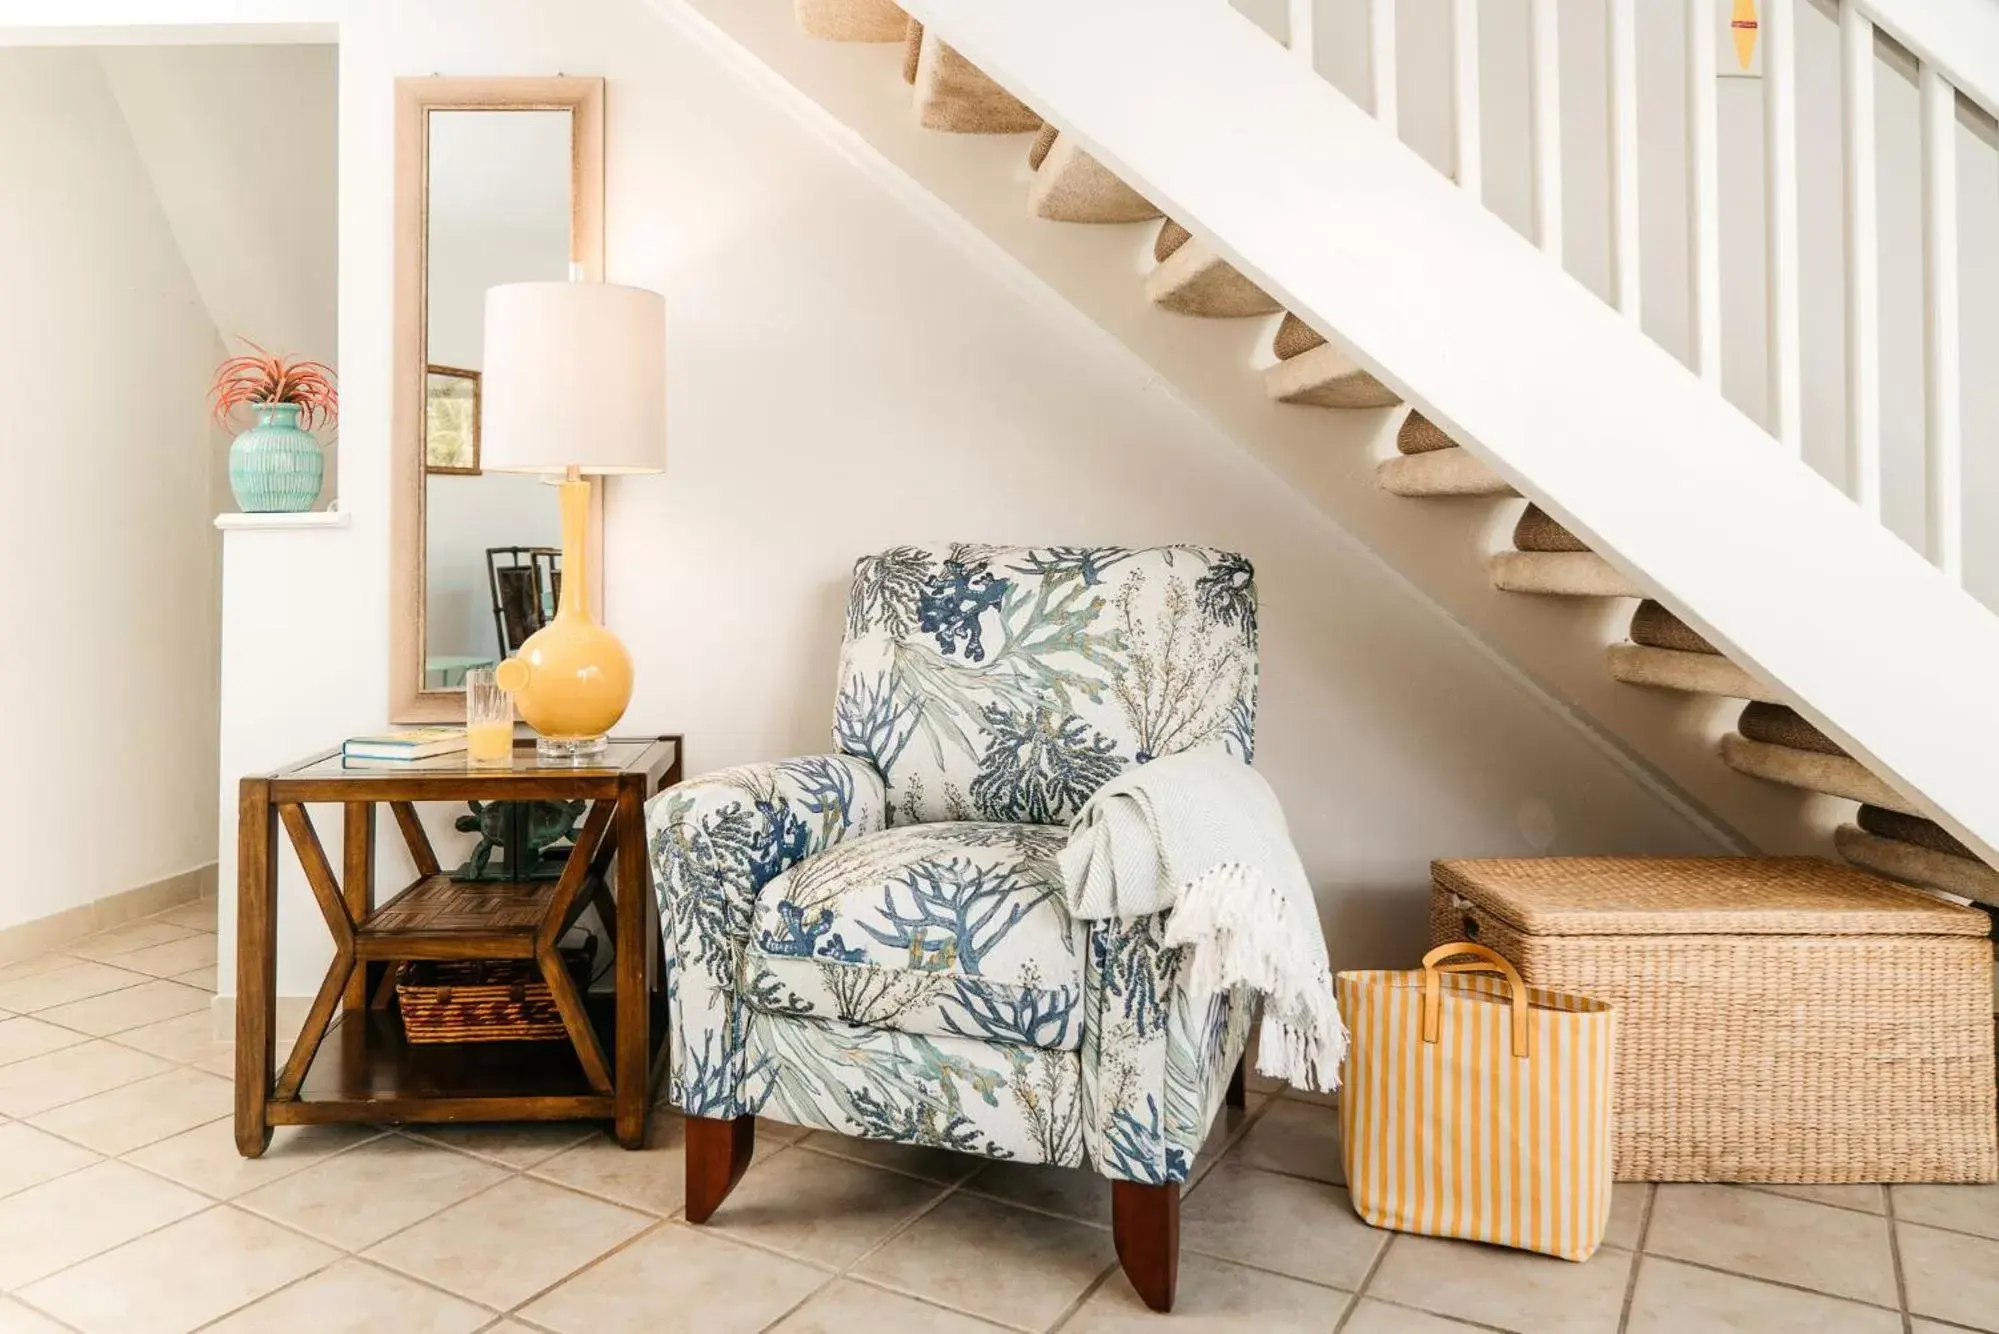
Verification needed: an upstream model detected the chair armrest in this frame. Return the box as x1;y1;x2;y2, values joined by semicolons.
1082;912;1254;1185
646;754;885;1115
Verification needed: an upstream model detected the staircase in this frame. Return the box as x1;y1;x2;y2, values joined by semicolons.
675;0;1999;909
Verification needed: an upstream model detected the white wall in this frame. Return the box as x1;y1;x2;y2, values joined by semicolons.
0;49;225;930
97;43;339;504
215;0;1722;998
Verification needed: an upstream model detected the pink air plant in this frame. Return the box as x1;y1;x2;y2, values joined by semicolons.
208;342;339;432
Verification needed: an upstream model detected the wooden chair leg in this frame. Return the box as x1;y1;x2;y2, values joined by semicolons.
1225;1054;1248;1108
684;1114;755;1224
1111;1179;1180;1313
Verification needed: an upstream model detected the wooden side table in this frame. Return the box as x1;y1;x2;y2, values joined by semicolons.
234;735;682;1157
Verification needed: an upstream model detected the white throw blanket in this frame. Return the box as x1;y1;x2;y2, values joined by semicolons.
1056;749;1347;1093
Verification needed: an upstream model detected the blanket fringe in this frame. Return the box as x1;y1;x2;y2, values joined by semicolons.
1162;863;1348;1093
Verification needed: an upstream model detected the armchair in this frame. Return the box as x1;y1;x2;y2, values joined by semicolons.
647;544;1261;1311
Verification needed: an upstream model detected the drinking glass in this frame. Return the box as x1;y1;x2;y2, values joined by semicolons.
465;666;515;767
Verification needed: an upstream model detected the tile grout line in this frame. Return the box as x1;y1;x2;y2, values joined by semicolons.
1332;1228;1396;1333
1345;1293;1518;1334
494;1212;688;1327
1041;1263;1118;1333
1636;1249;1909;1315
1883;1184;1915;1334
180;1247;500;1334
1614;1183;1656;1333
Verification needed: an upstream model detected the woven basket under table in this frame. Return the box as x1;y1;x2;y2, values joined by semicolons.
1431;856;1997;1184
396;943;594;1045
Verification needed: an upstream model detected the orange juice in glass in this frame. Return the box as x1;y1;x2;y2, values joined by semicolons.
465;666;514;767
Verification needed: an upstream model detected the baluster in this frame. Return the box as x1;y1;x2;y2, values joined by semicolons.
1764;0;1802;450
1370;0;1397;134
1607;0;1640;322
1687;0;1722;383
1452;0;1481;201
1921;66;1963;582
1529;0;1561;261
1841;2;1881;517
1288;0;1314;67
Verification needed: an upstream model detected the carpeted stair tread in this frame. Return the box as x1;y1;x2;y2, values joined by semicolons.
1513;504;1589;553
911;34;1041;132
1606;643;1785;703
1154;219;1191;263
1630;600;1718;656
1835;825;1999;908
1398;411;1455;455
1145;234;1279;318
1273;312;1326;360
1718;733;1920;815
1377;449;1516;498
1738;702;1845;757
796;0;907;41
1028;134;1160;224
1858;805;1977;861
1489;551;1640;598
902;18;922;82
1027;122;1058;170
1263;343;1401;409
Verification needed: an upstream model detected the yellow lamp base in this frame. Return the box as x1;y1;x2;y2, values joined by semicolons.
493;476;633;759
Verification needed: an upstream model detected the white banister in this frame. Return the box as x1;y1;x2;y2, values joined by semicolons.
1764;0;1802;451
1369;0;1396;135
1528;0;1560;261
1451;0;1480;202
1841;3;1881;518
1286;0;1312;68
1686;0;1721;384
1921;65;1963;583
1607;0;1640;323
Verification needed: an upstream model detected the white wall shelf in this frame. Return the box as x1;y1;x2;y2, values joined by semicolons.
214;510;348;531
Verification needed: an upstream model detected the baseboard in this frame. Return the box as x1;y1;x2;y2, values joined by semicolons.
0;863;215;967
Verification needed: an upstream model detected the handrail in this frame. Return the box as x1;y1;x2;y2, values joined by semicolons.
1854;0;1999;123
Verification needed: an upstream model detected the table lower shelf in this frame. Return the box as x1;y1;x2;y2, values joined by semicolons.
269;994;666;1127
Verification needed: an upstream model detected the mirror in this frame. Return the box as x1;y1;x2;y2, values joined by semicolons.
390;78;604;722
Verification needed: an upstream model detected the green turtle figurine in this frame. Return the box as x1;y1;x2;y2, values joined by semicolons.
453;799;586;880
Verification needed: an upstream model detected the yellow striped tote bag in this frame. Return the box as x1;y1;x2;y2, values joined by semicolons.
1337;942;1618;1261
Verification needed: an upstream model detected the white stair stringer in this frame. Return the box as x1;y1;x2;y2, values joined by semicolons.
895;0;1999;867
652;0;1947;861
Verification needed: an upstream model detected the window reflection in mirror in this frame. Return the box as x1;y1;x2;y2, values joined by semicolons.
421;108;571;691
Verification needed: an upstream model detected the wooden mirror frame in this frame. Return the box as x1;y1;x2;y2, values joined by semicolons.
390;75;606;723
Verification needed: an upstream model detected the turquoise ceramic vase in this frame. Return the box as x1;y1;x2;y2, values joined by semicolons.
228;403;324;513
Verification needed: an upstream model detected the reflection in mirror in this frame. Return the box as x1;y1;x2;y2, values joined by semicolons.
421;108;572;690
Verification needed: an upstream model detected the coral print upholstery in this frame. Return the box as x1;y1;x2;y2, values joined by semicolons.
648;544;1260;1186
834;544;1258;825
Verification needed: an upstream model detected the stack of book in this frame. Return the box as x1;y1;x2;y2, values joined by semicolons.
342;728;468;766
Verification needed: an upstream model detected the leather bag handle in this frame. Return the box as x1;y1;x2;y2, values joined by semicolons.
1420;941;1531;1059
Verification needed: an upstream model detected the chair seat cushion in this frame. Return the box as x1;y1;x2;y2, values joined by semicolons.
742;822;1088;1052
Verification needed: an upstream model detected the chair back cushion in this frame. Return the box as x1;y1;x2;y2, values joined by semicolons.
833;544;1258;825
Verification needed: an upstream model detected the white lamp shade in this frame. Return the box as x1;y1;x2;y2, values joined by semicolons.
481;281;666;475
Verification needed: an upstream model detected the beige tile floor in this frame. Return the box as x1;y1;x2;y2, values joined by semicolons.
0;898;1994;1332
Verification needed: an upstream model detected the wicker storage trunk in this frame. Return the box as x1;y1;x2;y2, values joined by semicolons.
1431;856;1996;1183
